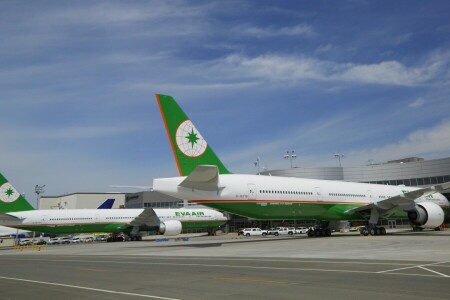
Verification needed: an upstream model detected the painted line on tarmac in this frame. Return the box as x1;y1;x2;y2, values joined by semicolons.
7;256;421;267
214;276;290;285
377;260;450;277
0;276;181;300
4;258;449;278
418;267;450;278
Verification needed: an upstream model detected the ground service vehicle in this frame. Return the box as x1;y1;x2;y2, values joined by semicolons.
296;227;308;234
242;228;267;237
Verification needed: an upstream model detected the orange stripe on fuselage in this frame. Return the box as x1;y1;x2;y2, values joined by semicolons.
155;94;182;176
190;199;368;205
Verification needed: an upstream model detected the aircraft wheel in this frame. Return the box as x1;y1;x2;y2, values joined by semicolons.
325;228;332;237
361;228;369;236
380;227;386;235
307;230;314;237
369;228;376;236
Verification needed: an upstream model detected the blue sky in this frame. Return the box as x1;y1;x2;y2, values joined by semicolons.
1;0;450;206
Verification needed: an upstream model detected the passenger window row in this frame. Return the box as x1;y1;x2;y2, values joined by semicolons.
259;190;313;195
50;218;92;221
329;193;365;198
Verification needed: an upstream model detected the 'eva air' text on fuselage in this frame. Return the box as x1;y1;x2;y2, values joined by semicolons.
175;211;205;217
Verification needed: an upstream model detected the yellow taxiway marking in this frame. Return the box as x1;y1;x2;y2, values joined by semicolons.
215;276;289;285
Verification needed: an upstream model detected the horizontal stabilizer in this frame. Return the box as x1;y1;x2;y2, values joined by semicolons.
179;165;221;191
0;213;21;222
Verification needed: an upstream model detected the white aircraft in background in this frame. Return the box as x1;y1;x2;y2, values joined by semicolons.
0;226;31;238
0;172;227;240
153;94;450;237
0;199;116;238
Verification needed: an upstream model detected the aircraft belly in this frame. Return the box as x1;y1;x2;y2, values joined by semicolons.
201;201;364;220
11;223;128;234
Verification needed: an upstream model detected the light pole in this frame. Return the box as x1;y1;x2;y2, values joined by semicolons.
334;153;344;167
254;157;260;175
35;184;45;209
284;150;297;168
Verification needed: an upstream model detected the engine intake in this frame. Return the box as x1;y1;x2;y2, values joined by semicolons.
407;202;444;229
159;220;182;236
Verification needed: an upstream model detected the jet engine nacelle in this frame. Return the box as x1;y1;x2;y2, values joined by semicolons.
158;220;182;236
407;202;444;229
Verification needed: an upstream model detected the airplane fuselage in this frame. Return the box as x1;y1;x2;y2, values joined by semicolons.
2;208;227;234
154;174;450;221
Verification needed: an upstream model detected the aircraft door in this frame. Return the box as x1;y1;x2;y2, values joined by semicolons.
367;190;373;202
42;215;47;223
248;184;256;200
315;187;322;200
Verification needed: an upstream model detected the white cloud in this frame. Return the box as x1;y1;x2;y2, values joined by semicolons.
347;120;450;164
228;119;450;173
409;97;425;108
215;51;450;87
316;44;334;53
237;24;315;38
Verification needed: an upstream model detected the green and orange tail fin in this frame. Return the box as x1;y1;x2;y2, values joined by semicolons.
0;172;35;212
155;94;231;176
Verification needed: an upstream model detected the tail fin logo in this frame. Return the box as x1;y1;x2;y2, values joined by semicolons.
176;120;208;157
0;182;20;203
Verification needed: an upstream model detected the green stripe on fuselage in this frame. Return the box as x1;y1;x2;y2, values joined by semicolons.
13;223;129;234
13;219;225;235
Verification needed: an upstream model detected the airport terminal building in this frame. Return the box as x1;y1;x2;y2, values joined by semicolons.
260;156;450;196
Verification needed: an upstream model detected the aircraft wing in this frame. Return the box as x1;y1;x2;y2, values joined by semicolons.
129;208;161;227
178;165;222;191
345;181;450;215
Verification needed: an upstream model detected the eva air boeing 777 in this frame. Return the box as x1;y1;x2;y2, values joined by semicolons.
153;94;450;236
0;172;227;239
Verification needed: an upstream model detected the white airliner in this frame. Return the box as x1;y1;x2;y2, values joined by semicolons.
0;199;115;238
152;94;450;236
0;226;31;238
0;172;227;240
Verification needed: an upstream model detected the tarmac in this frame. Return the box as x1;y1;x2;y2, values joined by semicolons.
1;229;450;299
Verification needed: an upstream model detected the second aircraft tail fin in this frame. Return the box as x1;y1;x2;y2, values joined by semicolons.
0;172;35;213
155;94;231;176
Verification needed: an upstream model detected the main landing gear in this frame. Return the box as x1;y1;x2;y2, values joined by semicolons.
307;227;332;237
359;226;386;236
